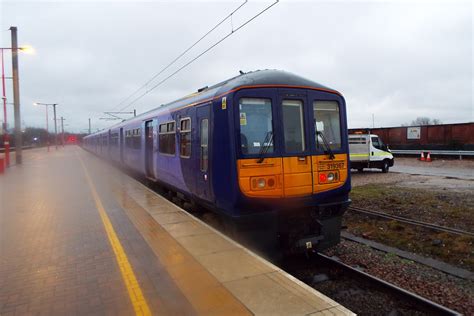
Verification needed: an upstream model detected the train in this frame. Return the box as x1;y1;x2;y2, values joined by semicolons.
83;70;351;254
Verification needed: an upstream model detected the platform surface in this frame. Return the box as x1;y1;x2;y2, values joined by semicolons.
0;146;353;315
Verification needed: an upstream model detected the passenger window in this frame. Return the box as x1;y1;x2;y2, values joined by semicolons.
200;119;209;171
159;121;176;155
125;130;131;148
180;118;191;158
313;101;341;150
282;100;305;152
239;98;273;155
111;133;119;147
133;129;141;150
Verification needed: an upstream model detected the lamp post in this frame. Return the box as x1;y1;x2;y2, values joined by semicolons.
60;117;65;146
1;49;10;167
11;26;22;164
34;102;57;151
53;104;58;149
1;37;34;165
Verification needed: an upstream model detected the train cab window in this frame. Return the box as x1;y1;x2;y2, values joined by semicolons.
180;118;191;158
282;100;305;152
313;101;341;150
200;119;209;171
239;98;273;155
159;121;176;155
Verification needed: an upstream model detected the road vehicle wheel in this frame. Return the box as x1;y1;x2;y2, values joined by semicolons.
381;160;389;173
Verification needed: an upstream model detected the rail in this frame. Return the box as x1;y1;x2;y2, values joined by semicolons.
315;253;462;315
348;206;474;237
390;149;474;159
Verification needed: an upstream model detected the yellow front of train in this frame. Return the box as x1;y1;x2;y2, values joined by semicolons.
233;87;351;252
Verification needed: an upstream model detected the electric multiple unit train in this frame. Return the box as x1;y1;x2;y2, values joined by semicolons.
83;70;351;253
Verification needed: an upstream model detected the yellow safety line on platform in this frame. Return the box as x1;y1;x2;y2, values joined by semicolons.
78;155;152;316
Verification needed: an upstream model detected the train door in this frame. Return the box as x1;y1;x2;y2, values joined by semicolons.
195;104;212;202
145;120;154;178
120;128;124;163
277;90;313;197
309;90;346;193
178;107;196;193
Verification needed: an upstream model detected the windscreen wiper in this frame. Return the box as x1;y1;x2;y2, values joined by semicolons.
257;131;273;163
316;131;335;160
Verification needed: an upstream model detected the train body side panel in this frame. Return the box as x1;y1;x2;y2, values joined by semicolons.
153;110;187;192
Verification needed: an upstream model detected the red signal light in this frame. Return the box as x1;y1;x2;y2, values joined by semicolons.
319;173;327;183
268;178;275;187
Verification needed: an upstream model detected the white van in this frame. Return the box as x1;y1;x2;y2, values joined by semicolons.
349;134;394;173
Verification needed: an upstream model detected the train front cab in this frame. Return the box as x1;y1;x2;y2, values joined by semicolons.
229;87;351;253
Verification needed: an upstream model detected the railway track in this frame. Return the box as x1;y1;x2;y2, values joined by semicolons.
140;176;466;315
348;206;474;237
313;253;462;316
138;175;467;314
339;232;474;280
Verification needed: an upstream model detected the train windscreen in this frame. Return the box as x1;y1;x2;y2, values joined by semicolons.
239;98;274;155
314;101;341;150
282;100;305;152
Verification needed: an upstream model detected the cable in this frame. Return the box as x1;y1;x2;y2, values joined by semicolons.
111;0;248;111
119;0;279;112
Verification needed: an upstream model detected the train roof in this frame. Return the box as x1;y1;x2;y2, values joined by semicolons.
87;69;339;136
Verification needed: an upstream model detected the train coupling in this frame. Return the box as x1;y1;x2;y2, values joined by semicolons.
296;235;324;250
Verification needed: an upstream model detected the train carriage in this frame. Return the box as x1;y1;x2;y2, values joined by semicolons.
84;70;351;253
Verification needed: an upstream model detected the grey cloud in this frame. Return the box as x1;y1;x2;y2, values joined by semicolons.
1;0;472;133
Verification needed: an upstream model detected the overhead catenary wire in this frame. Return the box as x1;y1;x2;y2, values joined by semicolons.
119;0;279;112
111;0;248;111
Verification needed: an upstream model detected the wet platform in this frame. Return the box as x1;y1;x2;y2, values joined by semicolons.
0;146;353;315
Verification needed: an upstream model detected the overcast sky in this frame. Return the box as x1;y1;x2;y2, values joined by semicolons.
1;0;472;133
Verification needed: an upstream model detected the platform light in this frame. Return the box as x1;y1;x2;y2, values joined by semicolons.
19;45;35;54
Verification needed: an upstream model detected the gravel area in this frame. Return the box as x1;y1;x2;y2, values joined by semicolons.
344;211;474;270
348;156;474;272
350;182;474;230
323;240;474;315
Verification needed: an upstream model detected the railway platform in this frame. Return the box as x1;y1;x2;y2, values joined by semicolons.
0;146;353;315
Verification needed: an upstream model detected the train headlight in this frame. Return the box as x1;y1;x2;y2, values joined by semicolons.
257;178;266;188
327;173;335;182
